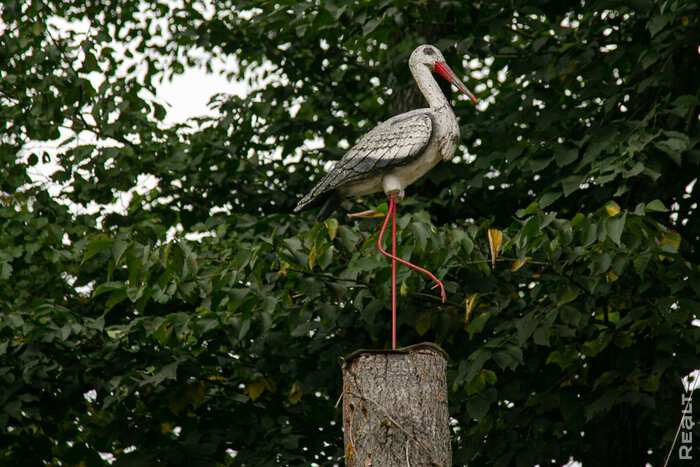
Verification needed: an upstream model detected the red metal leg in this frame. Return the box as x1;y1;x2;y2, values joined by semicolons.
377;195;447;348
391;196;397;349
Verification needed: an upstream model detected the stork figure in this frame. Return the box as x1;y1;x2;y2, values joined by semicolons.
295;44;478;348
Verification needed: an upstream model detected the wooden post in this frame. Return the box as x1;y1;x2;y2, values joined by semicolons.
341;343;451;466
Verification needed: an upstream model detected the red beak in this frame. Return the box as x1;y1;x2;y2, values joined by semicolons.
434;61;478;103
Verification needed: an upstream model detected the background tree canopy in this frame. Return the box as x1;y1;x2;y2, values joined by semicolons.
1;0;699;465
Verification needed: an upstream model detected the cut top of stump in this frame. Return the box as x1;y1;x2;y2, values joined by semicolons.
342;341;449;368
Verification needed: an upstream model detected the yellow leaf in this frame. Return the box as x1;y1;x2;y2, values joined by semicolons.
604;200;621;216
161;422;172;434
168;381;211;415
262;377;276;393
482;369;497;385
510;257;530;272
659;230;681;250
465;293;478;324
307;245;316;269
346;209;385;218
288;382;303;404
247;377;266;401
400;281;409;296
189;381;209;405
324;218;338;240
606;270;618;282
487;228;503;269
278;261;290;276
465;369;498;395
415;311;432;336
658;230;681;261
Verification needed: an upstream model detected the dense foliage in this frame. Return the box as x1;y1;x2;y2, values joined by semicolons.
1;0;699;465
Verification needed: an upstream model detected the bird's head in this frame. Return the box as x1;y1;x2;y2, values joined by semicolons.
409;44;478;103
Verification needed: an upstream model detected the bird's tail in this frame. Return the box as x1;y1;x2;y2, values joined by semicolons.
315;190;343;222
294;189;343;222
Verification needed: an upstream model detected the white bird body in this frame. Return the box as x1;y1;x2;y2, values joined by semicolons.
295;44;476;220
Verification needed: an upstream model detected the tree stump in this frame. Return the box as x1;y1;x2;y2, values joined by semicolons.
341;343;451;466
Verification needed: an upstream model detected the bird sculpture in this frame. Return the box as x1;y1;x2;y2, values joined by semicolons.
294;44;477;220
294;44;478;348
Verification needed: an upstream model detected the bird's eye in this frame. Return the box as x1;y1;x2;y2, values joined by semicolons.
423;47;435;56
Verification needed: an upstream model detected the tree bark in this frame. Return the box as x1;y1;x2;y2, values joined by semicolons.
342;343;451;466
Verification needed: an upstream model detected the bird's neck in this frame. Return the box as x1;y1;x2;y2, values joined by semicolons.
412;65;451;112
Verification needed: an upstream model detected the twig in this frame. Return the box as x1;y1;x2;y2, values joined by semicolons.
334;391;344;409
406;292;461;308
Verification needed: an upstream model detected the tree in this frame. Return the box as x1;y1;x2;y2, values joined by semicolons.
1;0;698;465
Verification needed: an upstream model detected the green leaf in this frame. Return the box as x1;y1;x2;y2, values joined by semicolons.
554;146;578;167
362;18;382;36
337;226;359;252
325;2;346;20
414;311;432;336
529;156;552;172
638;373;661;393
556;284;580;306
647;14;670;37
152;102;167;121
518;216;540;249
533;326;550;346
582;332;613;357
561;175;585;197
82;235;115;263
606;212;626;246
493;345;523;370
409;222;430;251
0;262;13;281
465;349;490;383
105;288;128;312
515;313;538;345
466;396;490;420
539;191;562;208
654;137;687;165
155;361;179;384
92;281;126;298
645;199;668;212
546;347;578;369
570;213;585;227
516;202;539;218
179;241;198;272
81;51;100;73
560;307;582;326
112;239;129;264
